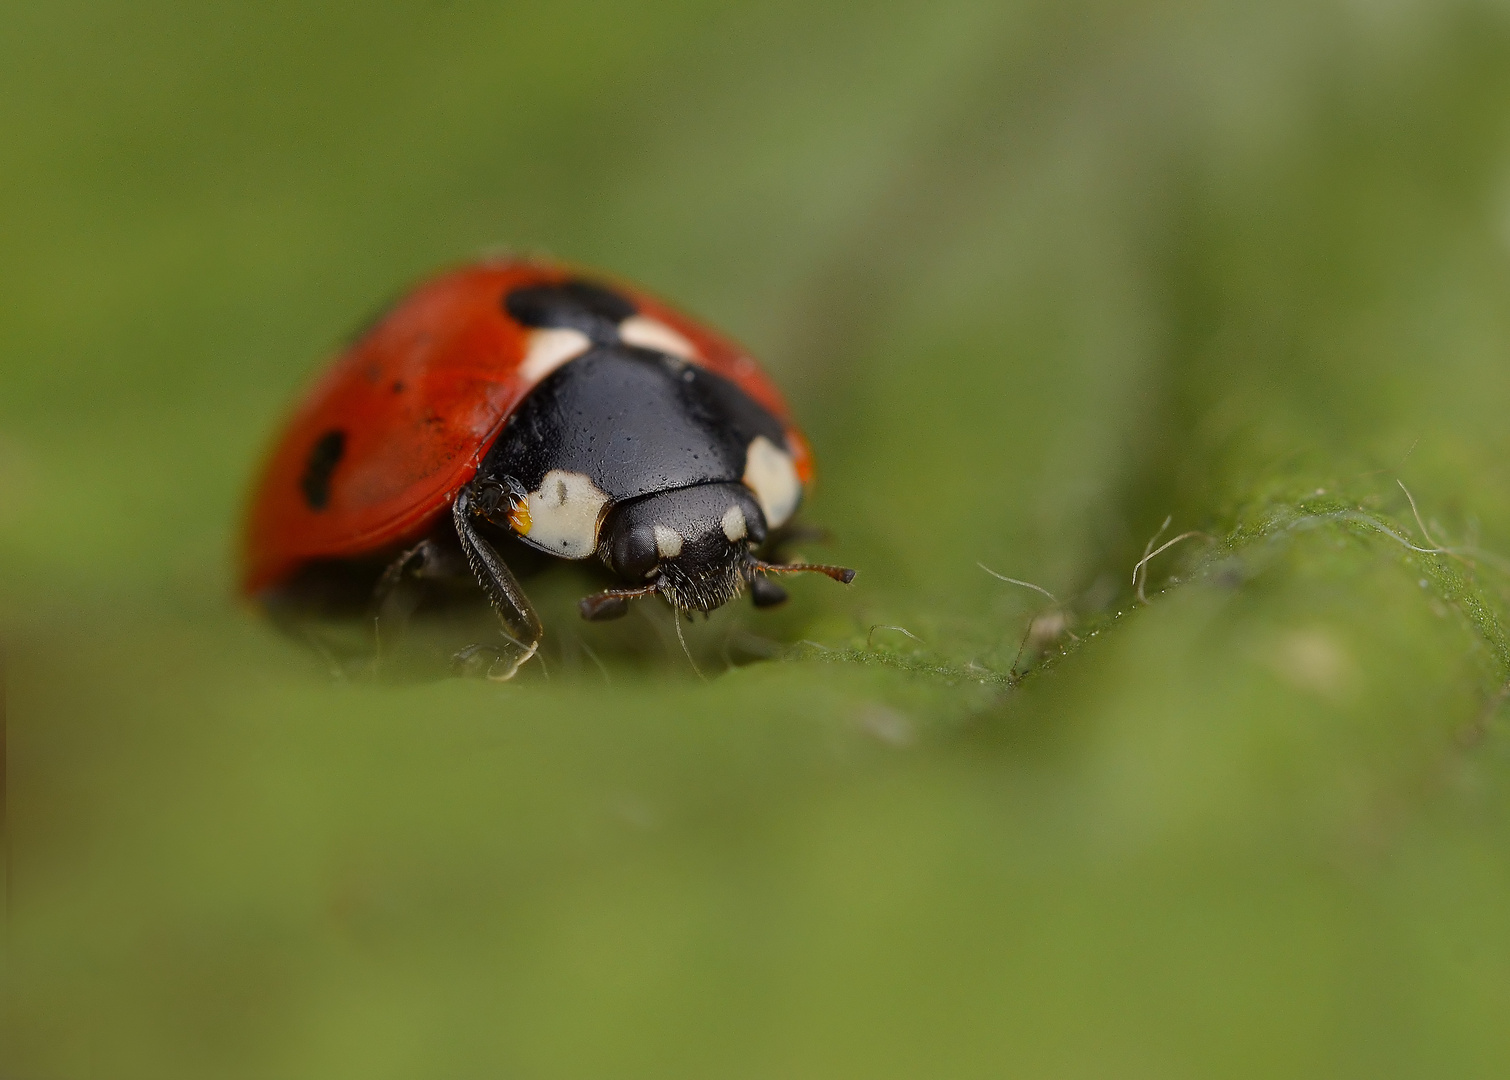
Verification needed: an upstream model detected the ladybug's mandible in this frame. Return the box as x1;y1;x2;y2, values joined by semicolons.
241;259;854;677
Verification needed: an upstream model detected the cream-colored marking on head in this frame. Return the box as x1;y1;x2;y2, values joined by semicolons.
653;524;683;559
619;316;698;360
721;504;747;542
520;469;609;559
742;436;800;528
519;327;592;384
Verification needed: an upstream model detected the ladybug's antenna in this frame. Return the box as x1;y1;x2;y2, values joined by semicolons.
747;557;857;585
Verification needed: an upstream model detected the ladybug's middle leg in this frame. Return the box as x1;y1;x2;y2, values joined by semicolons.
371;537;470;659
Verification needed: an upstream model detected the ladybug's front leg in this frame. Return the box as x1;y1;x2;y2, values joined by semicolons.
451;484;543;680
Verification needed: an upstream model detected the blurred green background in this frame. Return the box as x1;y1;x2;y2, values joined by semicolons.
7;1;1510;1076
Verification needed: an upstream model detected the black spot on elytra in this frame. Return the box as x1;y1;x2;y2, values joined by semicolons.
300;429;346;511
504;280;636;345
391;380;406;394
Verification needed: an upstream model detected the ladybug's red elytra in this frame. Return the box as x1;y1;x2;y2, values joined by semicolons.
241;259;855;678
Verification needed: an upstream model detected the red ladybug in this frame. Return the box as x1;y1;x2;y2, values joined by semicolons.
241;259;854;677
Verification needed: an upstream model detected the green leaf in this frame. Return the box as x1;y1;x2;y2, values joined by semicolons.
7;2;1510;1076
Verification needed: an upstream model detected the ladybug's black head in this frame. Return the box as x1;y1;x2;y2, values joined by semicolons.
581;482;857;622
595;483;766;614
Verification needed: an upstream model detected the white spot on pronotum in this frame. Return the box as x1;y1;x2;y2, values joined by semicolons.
519;327;592;384
619;316;698;360
521;469;609;559
742;435;800;528
721;503;747;542
653;524;683;558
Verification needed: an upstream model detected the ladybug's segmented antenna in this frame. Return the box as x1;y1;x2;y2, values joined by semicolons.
747;557;857;585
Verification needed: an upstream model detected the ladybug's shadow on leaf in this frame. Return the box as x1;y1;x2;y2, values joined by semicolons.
262;527;789;684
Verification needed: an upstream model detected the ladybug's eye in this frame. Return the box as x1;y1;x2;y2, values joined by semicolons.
607;521;660;581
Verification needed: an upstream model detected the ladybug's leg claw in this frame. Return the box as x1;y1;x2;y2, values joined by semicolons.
452;486;543;680
451;641;533;681
452;642;501;677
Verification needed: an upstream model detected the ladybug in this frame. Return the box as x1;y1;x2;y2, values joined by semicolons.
241;259;855;678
